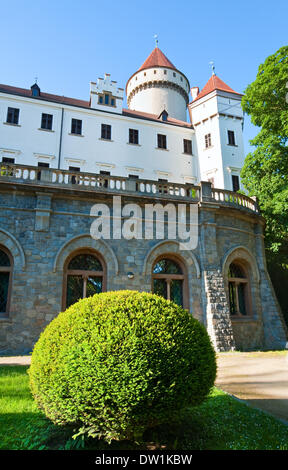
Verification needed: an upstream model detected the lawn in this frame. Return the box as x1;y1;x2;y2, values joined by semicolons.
0;365;287;450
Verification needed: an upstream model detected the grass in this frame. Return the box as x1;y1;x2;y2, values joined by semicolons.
0;365;288;450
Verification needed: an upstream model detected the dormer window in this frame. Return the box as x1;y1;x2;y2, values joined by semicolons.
98;93;116;107
158;110;168;122
31;83;40;97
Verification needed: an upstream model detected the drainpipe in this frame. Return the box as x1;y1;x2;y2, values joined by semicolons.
58;108;64;169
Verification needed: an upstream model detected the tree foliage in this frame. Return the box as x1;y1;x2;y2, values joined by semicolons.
29;291;216;443
241;46;288;264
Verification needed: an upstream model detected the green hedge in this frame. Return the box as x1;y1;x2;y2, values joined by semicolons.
29;290;216;442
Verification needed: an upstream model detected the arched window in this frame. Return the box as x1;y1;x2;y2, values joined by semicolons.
0;247;12;316
152;257;187;308
228;262;251;316
64;251;105;309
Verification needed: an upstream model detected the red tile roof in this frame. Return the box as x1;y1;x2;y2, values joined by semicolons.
0;83;192;128
122;108;192;128
0;83;90;108
192;75;241;103
138;47;176;71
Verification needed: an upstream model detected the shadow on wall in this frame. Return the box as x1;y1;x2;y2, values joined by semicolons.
267;259;288;327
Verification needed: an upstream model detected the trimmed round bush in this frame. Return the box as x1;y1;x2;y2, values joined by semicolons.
29;290;216;442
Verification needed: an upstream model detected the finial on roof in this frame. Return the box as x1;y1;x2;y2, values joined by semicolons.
35;76;38;84
154;34;159;48
209;60;216;75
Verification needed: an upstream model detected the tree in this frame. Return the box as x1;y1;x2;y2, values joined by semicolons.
241;46;288;324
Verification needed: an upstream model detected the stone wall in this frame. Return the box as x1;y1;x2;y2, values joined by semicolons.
0;185;286;354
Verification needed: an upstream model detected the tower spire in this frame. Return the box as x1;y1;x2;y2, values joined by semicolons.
153;34;159;48
209;60;216;75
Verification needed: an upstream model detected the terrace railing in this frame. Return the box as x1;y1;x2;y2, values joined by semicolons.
0;163;259;213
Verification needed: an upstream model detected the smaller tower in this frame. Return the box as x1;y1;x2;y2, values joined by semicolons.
188;73;244;191
90;74;124;113
126;47;190;122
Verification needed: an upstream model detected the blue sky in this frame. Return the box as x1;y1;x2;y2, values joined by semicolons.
1;0;287;153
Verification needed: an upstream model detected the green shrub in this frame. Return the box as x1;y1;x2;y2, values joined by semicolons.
29;290;216;442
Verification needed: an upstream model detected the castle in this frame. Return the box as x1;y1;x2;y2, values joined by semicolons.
0;46;286;353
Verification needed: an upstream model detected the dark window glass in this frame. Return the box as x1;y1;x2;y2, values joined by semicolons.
183;139;192;154
101;124;111;140
157;134;167;149
228;262;249;316
232;175;240;192
6;107;19;125
37;162;49;181
99;170;110;188
0;250;11;267
67;275;83;307
153;278;167;299
99;96;103;104
152;258;184;307
111;98;115;106
66;253;104;308
104;94;109;105
71;118;82;135
228;263;245;279
2;157;15;163
41;113;53;130
129;129;139;144
228;130;236;146
153;259;182;275
170;279;183;306
68;254;103;271
86;276;103;297
0;248;11;315
205;133;211;148
69;166;80;184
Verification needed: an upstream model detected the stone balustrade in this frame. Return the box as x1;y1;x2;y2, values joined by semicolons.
0;163;259;213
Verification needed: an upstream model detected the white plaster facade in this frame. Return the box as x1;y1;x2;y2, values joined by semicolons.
0;47;246;190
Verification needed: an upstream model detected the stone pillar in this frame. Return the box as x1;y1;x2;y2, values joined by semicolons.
35;192;53;232
199;206;235;351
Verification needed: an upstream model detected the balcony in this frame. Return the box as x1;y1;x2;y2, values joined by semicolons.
0;163;259;213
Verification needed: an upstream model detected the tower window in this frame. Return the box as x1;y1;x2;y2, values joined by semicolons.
41;113;53;130
6;107;19;125
228;130;236;146
157;134;167;149
98;93;116;107
101;124;112;140
129;129;139;145
183;139;192;155
71;118;82;135
232;175;240;192
205;133;212;148
228;262;251;316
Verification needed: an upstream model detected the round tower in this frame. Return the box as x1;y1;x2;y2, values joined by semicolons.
126;47;190;122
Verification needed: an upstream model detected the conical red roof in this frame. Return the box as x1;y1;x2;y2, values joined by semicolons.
138;47;176;71
192;74;240;102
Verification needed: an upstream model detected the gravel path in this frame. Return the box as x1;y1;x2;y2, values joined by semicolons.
0;356;31;366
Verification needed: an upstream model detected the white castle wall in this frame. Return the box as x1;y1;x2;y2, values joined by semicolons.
0;91;198;184
189;90;245;190
126;67;189;122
